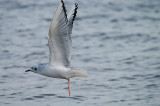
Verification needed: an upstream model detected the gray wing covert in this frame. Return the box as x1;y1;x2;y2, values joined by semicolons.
48;0;78;67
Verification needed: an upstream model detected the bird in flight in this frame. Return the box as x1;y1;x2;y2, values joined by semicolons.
25;0;88;96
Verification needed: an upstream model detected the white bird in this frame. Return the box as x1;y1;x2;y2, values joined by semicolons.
25;0;88;96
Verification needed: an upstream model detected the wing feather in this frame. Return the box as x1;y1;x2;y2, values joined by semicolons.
48;0;78;67
67;3;78;41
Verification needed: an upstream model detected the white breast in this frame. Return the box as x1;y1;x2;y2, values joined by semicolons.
38;63;69;79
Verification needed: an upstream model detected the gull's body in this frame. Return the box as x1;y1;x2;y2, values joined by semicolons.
25;0;87;96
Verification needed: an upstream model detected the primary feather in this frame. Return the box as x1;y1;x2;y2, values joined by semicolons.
48;0;78;67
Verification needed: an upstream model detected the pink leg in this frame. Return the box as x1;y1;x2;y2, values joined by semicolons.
67;79;71;96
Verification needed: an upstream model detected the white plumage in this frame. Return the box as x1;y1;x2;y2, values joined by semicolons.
25;0;88;96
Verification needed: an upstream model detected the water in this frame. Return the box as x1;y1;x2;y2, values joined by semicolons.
0;0;160;105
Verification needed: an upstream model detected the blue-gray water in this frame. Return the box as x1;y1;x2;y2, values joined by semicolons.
0;0;160;106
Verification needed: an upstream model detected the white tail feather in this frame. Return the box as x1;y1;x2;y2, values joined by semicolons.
68;68;88;78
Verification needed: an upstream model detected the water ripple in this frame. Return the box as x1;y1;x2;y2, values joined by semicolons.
41;94;56;97
1;0;160;105
21;97;34;101
145;84;158;88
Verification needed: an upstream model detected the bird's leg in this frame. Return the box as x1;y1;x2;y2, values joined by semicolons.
67;78;71;96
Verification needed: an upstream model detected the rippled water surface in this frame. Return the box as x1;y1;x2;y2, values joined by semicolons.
0;0;160;106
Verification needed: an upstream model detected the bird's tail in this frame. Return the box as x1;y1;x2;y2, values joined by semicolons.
68;67;88;78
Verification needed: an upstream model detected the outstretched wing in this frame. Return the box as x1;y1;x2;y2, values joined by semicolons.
67;3;78;41
48;0;78;67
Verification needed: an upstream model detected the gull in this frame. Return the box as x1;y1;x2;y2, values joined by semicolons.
25;0;88;96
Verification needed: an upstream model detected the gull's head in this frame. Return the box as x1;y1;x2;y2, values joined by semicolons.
25;65;39;73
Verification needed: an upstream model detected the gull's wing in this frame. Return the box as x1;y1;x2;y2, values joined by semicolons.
48;0;78;67
67;3;78;41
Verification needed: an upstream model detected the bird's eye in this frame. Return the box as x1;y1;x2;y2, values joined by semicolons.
34;68;37;70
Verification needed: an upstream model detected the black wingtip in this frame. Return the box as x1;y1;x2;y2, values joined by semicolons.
72;3;78;24
75;3;78;7
61;0;67;19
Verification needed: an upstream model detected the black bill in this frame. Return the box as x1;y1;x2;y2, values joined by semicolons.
25;70;31;72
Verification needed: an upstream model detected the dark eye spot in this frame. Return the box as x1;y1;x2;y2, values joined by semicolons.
34;68;37;70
